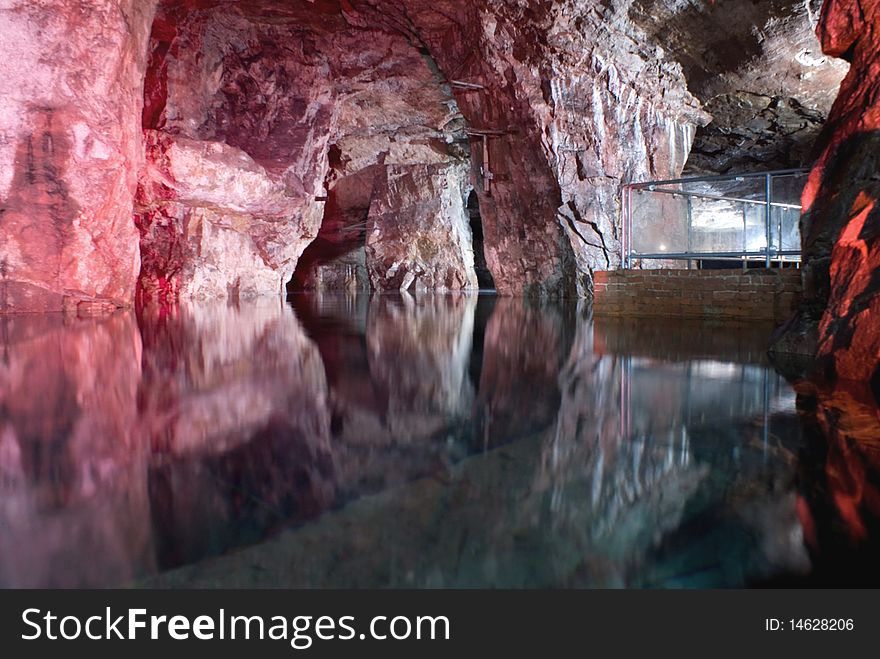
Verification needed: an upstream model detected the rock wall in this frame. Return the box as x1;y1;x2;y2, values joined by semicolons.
776;0;880;382
634;0;847;175
137;130;317;301
0;0;851;306
0;0;157;313
134;0;715;300
139;0;478;301
348;0;707;296
136;3;335;303
366;164;477;292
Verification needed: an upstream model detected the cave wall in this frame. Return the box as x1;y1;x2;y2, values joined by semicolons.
135;0;716;300
347;0;707;296
0;0;853;308
633;0;848;175
796;0;880;382
136;3;336;302
138;0;479;301
366;163;477;292
0;0;157;313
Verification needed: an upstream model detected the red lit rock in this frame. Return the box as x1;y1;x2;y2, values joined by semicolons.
0;1;157;313
136;3;336;302
0;0;848;306
793;0;880;381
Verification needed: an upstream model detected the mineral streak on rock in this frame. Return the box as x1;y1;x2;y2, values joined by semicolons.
0;0;158;313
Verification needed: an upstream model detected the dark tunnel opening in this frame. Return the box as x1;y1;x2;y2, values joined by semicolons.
467;190;495;291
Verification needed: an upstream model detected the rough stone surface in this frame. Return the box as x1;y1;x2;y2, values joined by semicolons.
773;0;880;382
136;3;336;302
0;0;157;313
136;130;317;301
140;0;479;301
349;0;707;295
0;0;855;306
366;164;477;292
634;0;848;174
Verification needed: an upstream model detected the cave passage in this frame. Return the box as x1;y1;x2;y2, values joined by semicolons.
288;195;370;294
468;190;495;290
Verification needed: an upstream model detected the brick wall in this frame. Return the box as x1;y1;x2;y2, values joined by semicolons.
593;269;802;322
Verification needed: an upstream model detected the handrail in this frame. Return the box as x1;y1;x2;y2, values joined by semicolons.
631;187;803;210
626;168;809;190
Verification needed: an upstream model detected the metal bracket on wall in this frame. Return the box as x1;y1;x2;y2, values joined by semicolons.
465;129;511;195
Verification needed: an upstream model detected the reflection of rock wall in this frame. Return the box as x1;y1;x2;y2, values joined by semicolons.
0;314;150;587
0;1;157;312
0;300;340;585
795;380;880;568
295;294;478;499
477;298;573;446
366;294;476;433
143;315;807;589
541;314;706;571
138;300;334;569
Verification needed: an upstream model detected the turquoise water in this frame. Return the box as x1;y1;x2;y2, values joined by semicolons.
0;294;865;587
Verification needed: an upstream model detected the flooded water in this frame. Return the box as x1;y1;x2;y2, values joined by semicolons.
0;294;875;588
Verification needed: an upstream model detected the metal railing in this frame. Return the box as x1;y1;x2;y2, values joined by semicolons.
621;168;809;269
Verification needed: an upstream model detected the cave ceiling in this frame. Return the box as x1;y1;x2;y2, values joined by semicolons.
155;0;848;175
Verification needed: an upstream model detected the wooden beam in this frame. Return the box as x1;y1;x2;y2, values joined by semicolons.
449;80;486;91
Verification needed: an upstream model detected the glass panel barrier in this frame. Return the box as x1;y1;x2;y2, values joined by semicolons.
623;169;808;268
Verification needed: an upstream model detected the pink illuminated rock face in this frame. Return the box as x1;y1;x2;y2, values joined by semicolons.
0;0;846;307
136;3;336;303
0;0;157;313
138;0;478;300
136;130;318;302
134;0;713;300
789;0;880;382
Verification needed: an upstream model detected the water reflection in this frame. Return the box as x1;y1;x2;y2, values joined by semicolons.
0;295;877;587
0;313;149;588
137;301;334;570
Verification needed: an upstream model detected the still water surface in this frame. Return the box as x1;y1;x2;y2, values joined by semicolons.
0;294;869;587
